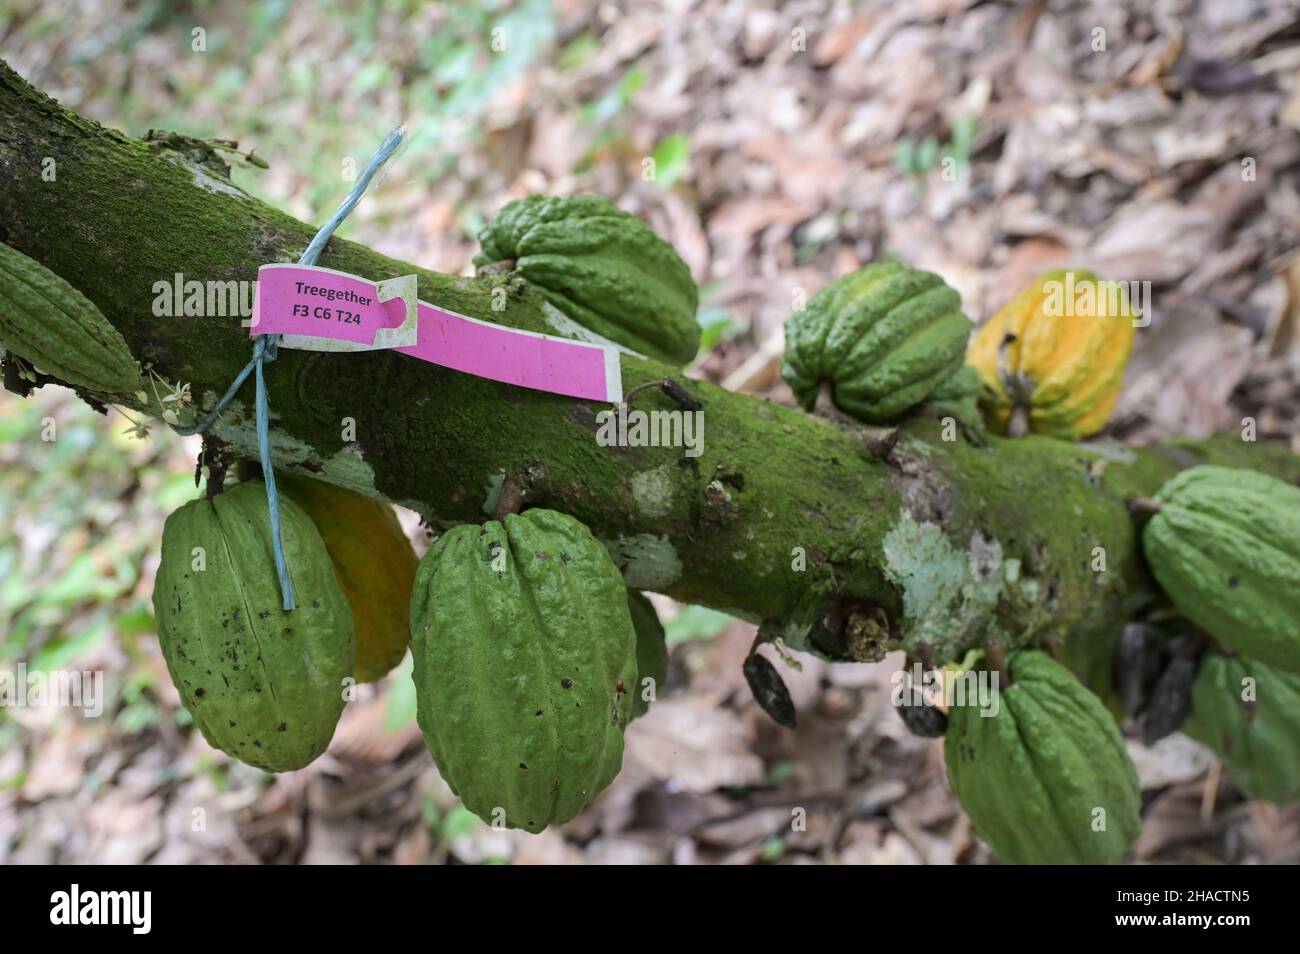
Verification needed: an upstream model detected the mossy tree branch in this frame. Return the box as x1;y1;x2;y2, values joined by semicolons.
2;60;1296;666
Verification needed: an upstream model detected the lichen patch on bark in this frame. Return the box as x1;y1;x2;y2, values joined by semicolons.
882;512;1041;664
630;464;675;518
600;533;683;591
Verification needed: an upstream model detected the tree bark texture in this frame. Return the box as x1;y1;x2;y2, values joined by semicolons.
2;60;1297;667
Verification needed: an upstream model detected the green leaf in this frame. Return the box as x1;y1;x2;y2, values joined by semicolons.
651;133;689;188
759;836;785;861
915;135;939;171
697;306;742;352
949;114;977;161
664;605;736;645
892;139;915;174
384;654;418;732
441;804;481;839
558;32;597;70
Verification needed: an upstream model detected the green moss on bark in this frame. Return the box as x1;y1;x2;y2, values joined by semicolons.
4;59;1299;667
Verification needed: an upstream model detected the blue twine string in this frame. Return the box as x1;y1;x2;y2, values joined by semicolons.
173;124;406;611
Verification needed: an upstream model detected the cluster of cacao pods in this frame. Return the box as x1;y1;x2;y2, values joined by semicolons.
142;194;698;827
151;478;417;771
781;263;1139;440
783;259;1299;859
133;194;1296;854
151;474;668;830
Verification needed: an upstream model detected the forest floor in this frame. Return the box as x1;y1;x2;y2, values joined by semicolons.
2;0;1299;863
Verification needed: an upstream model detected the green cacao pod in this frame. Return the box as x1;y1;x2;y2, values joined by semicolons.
782;262;973;424
628;591;669;720
1184;653;1300;804
927;364;982;416
926;363;987;444
410;508;638;832
152;481;355;772
279;475;417;683
473;194;700;365
0;241;142;393
944;650;1142;864
1143;465;1300;674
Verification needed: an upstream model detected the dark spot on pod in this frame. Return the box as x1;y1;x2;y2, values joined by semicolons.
561;678;574;689
282;627;293;637
560;552;572;564
743;654;797;729
254;683;262;692
1227;576;1239;588
194;688;206;698
519;763;528;770
259;611;270;620
278;722;287;732
312;599;321;609
534;709;544;716
228;721;237;728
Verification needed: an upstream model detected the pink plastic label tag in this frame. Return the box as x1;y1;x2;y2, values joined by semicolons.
251;264;415;348
251;264;622;403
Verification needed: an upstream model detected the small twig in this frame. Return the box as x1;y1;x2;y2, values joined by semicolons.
491;460;546;521
622;376;703;411
1128;496;1164;525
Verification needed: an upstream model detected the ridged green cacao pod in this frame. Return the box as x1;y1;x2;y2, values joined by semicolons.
782;262;973;424
0;241;142;393
944;650;1142;864
152;481;355;772
1143;466;1300;674
628;591;669;720
410;509;638;832
473;194;700;365
927;364;982;417
1184;653;1300;804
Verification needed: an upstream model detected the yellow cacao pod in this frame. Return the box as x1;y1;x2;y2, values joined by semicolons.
279;476;417;683
968;269;1135;439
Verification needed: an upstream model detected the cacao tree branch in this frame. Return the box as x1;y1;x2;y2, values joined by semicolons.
2;59;1297;666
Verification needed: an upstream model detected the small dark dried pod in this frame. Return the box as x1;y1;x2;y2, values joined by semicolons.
1115;622;1165;716
1141;656;1198;746
897;693;948;738
743;654;797;729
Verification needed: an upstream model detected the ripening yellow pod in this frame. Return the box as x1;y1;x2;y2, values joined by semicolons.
968;269;1136;440
278;475;418;683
